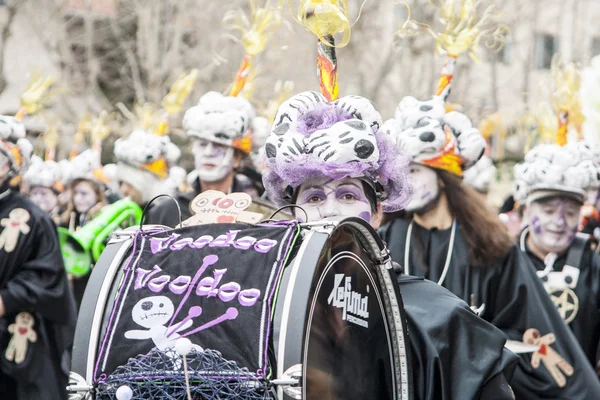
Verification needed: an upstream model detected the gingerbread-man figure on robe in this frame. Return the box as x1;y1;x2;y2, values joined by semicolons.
0;208;30;253
523;328;574;387
5;312;37;364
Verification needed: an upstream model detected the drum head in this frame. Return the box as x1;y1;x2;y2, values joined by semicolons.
301;222;410;400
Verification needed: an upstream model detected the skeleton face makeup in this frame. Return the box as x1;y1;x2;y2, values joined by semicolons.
296;177;373;223
526;196;582;255
30;186;58;213
405;163;440;213
73;181;99;214
193;139;235;183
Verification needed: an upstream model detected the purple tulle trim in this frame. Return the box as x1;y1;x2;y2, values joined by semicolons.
263;131;413;212
296;104;353;135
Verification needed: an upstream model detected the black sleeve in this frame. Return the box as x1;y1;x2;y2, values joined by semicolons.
399;277;518;400
478;372;515;400
489;246;600;399
0;214;75;325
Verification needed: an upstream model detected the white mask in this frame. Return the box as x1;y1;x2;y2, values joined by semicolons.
73;181;98;214
30;186;58;213
526;196;582;255
193;139;235;183
296;177;373;223
405;163;439;213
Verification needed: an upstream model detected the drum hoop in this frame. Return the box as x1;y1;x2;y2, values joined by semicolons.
302;251;398;400
85;237;134;384
276;229;325;399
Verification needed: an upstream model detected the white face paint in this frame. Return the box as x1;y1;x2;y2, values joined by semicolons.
193;139;235;183
525;196;582;255
295;177;373;223
73;181;98;214
405;163;439;213
30;186;58;213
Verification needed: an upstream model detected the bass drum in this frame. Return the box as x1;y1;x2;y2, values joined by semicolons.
69;217;413;400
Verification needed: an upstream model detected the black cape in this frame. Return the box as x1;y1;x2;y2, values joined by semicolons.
380;218;600;399
398;273;517;399
519;229;600;373
0;187;77;400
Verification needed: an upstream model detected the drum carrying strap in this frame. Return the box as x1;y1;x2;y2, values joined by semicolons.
565;233;590;270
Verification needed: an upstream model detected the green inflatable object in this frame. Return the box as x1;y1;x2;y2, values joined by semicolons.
58;199;142;277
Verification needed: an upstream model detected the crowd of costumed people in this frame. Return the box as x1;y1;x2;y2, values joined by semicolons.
1;0;600;399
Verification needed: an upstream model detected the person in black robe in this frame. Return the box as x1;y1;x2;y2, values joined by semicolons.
0;122;77;400
381;103;600;398
262;91;518;399
514;142;600;376
145;92;266;227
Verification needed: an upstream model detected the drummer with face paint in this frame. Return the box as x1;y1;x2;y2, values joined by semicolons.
380;94;600;398
515;141;600;375
145;92;268;227
261;91;518;399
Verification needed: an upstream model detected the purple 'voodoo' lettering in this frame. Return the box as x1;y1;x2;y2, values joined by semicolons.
232;236;257;250
170;237;194;251
218;282;241;302
135;265;162;290
210;231;239;248
238;289;261;307
148;275;170;293
196;269;227;297
169;276;192;295
150;234;179;254
254;239;278;253
169;254;219;327
189;235;214;249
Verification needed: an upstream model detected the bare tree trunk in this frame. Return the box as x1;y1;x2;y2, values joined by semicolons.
0;2;18;95
490;52;499;111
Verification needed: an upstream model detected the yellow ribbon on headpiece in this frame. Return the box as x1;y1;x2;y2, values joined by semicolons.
280;0;362;101
16;73;56;120
281;0;354;47
421;126;463;176
157;69;199;135
225;0;283;97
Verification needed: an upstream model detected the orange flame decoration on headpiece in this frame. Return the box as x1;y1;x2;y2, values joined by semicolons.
225;0;284;97
420;126;463;176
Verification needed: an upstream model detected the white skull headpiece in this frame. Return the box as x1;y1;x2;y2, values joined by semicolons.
0;115;31;176
262;91;412;212
463;155;497;193
183;92;257;153
387;96;486;175
114;129;181;180
23;155;64;192
514;141;600;203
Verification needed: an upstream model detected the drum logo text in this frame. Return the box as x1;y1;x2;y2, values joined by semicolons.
327;274;369;328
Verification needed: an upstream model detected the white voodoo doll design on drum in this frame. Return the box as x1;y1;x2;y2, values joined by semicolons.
125;295;204;353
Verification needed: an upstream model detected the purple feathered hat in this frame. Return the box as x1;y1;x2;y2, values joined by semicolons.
262;91;412;212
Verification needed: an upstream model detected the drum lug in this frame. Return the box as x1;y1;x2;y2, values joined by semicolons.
277;363;303;399
66;371;93;399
